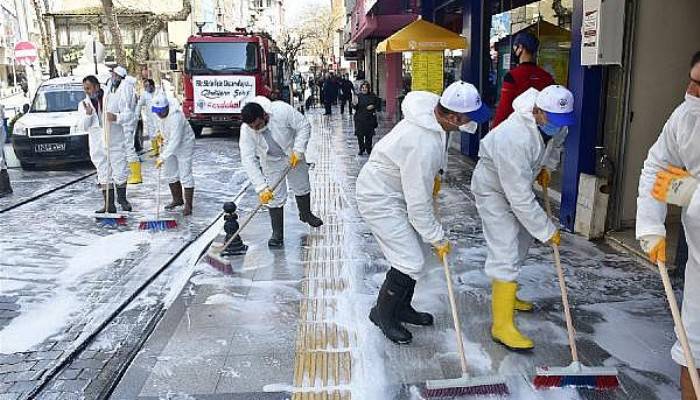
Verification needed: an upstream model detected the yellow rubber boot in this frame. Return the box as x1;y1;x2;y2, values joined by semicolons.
127;161;143;184
515;294;534;312
491;279;534;350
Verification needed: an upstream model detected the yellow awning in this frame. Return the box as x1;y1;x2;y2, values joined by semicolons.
376;19;467;54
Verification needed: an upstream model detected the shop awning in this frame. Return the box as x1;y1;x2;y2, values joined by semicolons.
376;18;467;53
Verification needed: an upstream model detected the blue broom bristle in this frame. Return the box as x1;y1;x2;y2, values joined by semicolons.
97;216;127;226
423;383;509;398
534;374;619;390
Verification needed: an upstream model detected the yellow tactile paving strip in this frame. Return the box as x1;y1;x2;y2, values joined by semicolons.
291;116;351;400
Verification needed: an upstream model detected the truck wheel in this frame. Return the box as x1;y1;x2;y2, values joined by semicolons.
20;160;35;170
192;125;204;138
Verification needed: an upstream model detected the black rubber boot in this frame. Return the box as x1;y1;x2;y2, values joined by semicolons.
268;207;284;248
115;185;132;212
0;169;12;198
165;181;184;210
183;187;194;216
96;188;117;214
395;270;434;326
369;268;413;344
296;194;323;228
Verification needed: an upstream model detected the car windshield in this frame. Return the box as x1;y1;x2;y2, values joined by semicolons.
30;85;85;113
186;42;259;73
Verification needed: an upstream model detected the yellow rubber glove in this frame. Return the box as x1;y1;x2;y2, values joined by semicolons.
259;188;274;205
433;240;451;262
537;168;551;188
290;152;301;168
651;166;698;207
548;230;561;247
639;235;666;263
432;175;442;198
155;158;164;169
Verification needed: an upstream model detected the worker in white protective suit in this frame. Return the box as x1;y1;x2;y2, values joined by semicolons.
110;66;143;184
0;102;11;197
78;74;132;213
471;85;574;351
136;79;158;154
239;95;323;248
636;52;700;399
151;94;196;216
356;81;491;344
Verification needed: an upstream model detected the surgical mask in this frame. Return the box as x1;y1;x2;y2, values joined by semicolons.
89;91;100;100
459;121;478;134
539;121;564;137
111;78;121;89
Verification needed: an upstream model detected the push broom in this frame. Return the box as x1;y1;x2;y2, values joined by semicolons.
533;184;619;390
657;259;700;397
424;254;509;397
201;165;292;270
138;164;177;232
95;93;127;226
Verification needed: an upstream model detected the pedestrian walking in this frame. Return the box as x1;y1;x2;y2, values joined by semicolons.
492;32;555;128
152;94;196;216
636;51;700;399
240;96;323;248
79;75;132;213
322;73;339;115
471;85;575;351
355;81;491;344
0;103;12;197
339;74;355;115
353;81;380;155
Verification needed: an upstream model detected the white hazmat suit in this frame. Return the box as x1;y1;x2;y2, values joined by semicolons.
121;76;140;163
158;99;195;188
636;93;700;367
239;97;311;208
78;90;130;185
355;91;447;280
471;88;563;282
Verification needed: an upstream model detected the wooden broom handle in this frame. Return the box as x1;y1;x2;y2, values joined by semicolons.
658;260;700;396
543;185;579;363
441;256;469;375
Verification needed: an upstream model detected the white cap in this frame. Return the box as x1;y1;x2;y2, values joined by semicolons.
112;65;127;78
535;85;575;126
439;81;491;123
245;95;271;113
151;94;169;113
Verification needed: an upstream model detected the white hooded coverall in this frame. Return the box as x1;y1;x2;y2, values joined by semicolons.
158;99;195;188
78;91;130;185
355;91;447;280
636;93;700;367
471;88;563;282
239;98;312;208
119;76;139;163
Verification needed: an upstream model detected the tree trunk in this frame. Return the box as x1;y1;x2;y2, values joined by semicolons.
40;0;57;77
30;0;58;78
133;0;191;65
101;0;126;66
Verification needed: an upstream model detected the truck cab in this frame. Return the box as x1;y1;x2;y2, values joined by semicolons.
181;30;283;137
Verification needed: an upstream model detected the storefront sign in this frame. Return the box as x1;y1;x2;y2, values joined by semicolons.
193;75;256;114
412;51;444;95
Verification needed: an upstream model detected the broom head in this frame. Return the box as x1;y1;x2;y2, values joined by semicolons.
424;373;509;397
201;247;231;271
95;213;128;226
534;361;619;390
138;218;178;232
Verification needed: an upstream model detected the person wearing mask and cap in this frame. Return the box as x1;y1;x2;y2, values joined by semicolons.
79;74;130;213
239;95;323;248
636;51;700;399
492;32;555;128
355;81;491;344
471;85;574;351
152;94;196;215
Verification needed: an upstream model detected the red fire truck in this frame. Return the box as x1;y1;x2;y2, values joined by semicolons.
180;29;283;137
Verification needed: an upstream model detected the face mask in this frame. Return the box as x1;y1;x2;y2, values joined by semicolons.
111;78;121;89
459;121;478;134
686;92;700;107
539;121;564;137
511;46;522;63
89;91;100;100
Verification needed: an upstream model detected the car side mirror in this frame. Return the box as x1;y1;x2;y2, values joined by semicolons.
22;104;30;114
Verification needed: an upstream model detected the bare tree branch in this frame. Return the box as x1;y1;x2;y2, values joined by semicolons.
133;0;192;64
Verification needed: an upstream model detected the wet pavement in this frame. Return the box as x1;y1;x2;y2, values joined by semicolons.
109;109;682;400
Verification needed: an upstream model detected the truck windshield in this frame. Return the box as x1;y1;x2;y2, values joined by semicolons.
30;85;85;113
186;42;259;73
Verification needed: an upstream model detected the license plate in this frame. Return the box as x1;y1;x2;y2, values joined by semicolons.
212;115;232;122
35;143;66;153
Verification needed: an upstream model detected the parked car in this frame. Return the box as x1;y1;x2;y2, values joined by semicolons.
11;75;143;169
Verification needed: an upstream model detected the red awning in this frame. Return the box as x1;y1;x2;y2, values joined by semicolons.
351;13;419;43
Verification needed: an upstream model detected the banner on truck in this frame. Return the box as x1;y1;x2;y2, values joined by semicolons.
193;75;256;114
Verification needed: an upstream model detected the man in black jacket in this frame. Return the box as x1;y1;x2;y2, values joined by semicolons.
322;73;339;115
339;74;355;115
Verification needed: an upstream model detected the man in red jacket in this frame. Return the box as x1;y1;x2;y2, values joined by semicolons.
492;32;555;128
